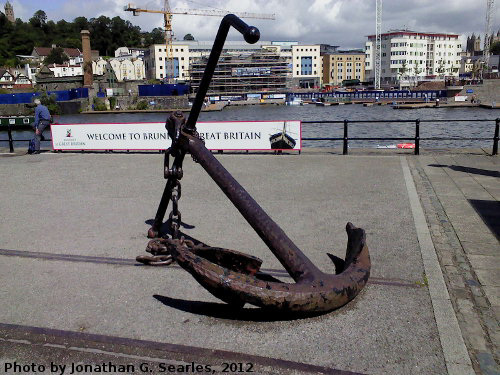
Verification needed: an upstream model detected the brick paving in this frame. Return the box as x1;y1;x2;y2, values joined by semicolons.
409;154;499;375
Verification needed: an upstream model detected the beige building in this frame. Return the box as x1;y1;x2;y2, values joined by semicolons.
291;45;322;88
323;51;365;86
109;58;146;82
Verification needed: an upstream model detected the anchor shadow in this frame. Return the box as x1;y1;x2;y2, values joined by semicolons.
153;295;325;322
145;219;195;237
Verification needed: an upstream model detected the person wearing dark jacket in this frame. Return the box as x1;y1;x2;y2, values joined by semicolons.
31;98;51;154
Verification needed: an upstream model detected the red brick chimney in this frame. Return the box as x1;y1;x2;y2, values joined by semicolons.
81;30;93;87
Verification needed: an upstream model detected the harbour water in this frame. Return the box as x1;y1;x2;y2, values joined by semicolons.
2;104;499;150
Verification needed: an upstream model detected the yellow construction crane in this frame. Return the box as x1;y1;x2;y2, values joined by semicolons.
124;1;275;83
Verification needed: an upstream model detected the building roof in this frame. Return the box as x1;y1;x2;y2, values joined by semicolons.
47;63;82;68
33;47;82;57
367;30;459;39
0;68;13;78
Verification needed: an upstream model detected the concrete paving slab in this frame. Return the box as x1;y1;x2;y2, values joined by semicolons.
461;241;500;256
482;286;500;306
0;153;449;374
0;256;445;375
475;269;500;287
467;255;500;271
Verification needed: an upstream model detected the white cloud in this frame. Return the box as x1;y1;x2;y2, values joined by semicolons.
9;0;499;48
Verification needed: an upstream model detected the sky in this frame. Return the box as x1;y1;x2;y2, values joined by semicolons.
5;0;500;48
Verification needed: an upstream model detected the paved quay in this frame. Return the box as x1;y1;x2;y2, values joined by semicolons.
0;148;498;375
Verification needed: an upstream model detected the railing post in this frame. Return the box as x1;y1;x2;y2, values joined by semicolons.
493;118;499;156
343;119;348;155
415;119;420;155
7;124;14;153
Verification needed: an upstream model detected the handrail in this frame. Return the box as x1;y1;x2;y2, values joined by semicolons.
301;118;499;156
1;118;499;156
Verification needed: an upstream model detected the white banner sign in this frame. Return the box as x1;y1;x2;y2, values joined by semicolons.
50;121;301;151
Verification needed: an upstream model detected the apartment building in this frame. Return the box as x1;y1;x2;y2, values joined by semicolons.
291;45;322;88
144;44;191;81
365;30;462;85
323;51;365;86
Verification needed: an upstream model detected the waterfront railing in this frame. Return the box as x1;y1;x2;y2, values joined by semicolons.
302;118;499;156
1;118;499;155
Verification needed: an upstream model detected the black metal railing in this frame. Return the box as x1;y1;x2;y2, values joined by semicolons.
1;118;499;155
302;118;500;156
1;125;52;153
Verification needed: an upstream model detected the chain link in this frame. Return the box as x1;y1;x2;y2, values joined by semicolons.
136;254;173;266
138;151;184;265
169;179;182;239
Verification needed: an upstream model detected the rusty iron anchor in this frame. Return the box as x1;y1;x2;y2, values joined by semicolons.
145;15;371;313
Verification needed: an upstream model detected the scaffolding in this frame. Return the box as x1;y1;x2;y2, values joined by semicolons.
189;50;290;94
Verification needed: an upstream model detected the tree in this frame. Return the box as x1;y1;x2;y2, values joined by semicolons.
470;62;481;79
491;41;500;55
436;59;446;77
73;16;89;32
398;60;408;81
29;10;47;28
183;33;194;41
0;11;167;66
44;47;69;65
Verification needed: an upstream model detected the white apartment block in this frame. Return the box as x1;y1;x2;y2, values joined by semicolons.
365;30;462;85
144;44;191;81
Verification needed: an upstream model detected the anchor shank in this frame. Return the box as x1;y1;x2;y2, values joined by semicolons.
187;135;323;283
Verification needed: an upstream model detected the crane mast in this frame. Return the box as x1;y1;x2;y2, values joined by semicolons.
484;0;495;70
374;0;382;89
163;0;175;83
124;2;275;83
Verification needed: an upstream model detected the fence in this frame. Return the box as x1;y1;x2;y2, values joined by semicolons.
1;118;498;155
288;90;447;101
302;118;499;155
0;88;89;104
138;84;190;97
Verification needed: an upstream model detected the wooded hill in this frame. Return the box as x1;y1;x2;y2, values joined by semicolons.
0;10;166;66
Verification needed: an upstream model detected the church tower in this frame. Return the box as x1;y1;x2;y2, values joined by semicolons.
4;1;14;23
